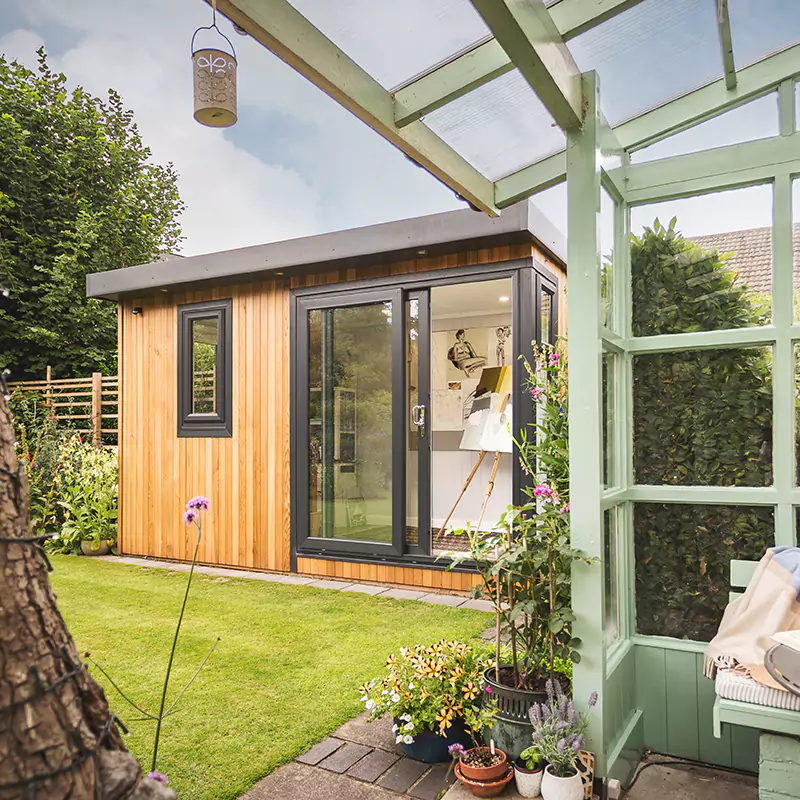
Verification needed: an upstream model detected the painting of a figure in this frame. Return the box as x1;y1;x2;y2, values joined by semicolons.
494;326;512;366
447;329;487;377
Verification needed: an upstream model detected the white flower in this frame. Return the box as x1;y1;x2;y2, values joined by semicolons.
365;699;376;711
403;735;414;744
404;722;414;731
361;694;369;702
400;714;412;722
392;724;398;733
408;682;415;690
382;690;388;696
391;693;401;703
396;735;403;744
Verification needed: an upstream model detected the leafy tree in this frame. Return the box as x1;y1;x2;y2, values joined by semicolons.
0;49;183;380
632;218;773;641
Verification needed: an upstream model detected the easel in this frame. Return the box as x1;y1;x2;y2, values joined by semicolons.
437;393;510;537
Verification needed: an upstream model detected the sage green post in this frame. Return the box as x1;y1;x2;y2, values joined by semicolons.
567;70;607;772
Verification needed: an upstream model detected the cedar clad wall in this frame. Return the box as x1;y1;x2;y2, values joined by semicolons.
118;243;564;591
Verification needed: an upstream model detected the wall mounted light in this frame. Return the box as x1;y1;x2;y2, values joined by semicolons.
131;307;143;316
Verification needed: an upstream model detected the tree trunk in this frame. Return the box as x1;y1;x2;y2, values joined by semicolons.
0;392;174;799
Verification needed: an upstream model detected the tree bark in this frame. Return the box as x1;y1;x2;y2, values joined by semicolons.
0;391;174;799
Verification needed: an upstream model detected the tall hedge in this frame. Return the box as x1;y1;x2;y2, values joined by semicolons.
632;219;774;641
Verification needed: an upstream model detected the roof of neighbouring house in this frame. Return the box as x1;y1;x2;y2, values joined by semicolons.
86;200;565;301
688;224;800;295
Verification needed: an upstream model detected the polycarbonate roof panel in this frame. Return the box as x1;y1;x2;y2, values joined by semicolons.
728;0;800;69
289;0;490;89
568;0;724;125
424;69;566;181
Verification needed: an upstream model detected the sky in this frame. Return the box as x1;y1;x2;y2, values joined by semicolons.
0;0;797;257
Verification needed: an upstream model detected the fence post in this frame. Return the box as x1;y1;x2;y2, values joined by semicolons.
45;365;52;410
91;372;102;446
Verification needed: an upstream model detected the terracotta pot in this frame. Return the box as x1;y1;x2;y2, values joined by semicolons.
454;762;514;798
514;759;544;797
459;747;507;782
541;765;583;800
80;539;111;556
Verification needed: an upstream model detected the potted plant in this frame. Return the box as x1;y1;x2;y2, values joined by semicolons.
522;680;597;800
513;746;545;798
360;640;496;763
449;740;513;797
448;345;592;760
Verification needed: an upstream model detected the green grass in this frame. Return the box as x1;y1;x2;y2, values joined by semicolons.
50;556;487;800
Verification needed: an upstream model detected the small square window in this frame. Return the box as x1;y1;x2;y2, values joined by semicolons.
178;299;232;437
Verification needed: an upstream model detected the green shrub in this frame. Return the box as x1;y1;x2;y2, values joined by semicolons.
632;219;773;641
48;435;118;553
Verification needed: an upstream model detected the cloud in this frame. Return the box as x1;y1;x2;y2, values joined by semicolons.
1;0;462;256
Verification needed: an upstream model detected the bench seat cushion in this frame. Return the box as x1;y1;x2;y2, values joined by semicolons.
715;668;800;711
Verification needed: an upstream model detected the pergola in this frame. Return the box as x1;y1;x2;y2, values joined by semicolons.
210;0;800;785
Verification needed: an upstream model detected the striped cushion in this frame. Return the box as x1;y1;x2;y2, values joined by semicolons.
715;668;800;711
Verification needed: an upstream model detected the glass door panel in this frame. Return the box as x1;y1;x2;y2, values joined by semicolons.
300;289;403;557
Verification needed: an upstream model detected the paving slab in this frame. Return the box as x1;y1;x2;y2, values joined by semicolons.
626;763;756;800
378;758;429;793
381;588;429;601
295;737;345;766
305;579;353;590
408;763;454;800
333;713;401;753
417;593;465;607
245;762;400;800
457;599;494;612
341;583;388;595
347;749;400;783
273;574;315;585
318;742;373;774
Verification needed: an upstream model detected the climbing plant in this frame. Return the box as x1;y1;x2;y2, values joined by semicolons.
632;218;774;642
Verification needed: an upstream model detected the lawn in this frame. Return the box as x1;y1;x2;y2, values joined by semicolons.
50;556;488;800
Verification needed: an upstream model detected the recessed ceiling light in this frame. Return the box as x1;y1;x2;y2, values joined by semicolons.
499;295;510;302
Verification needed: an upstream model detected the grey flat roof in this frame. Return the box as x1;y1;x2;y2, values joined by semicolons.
86;200;565;301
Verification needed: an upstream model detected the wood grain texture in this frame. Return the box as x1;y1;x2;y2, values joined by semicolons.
117;244;565;586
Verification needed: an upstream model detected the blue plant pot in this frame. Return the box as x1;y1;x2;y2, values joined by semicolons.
395;718;472;763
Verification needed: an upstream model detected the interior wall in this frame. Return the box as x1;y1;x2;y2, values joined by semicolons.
118;242;565;587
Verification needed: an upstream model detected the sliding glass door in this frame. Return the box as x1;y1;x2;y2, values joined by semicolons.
293;264;556;564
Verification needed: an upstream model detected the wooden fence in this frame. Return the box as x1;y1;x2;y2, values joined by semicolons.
8;367;119;446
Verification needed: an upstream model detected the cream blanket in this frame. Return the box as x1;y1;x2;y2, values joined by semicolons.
704;547;800;690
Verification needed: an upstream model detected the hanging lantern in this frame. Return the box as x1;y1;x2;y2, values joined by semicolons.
191;2;237;128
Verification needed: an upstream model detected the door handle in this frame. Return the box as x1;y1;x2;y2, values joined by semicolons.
411;404;426;437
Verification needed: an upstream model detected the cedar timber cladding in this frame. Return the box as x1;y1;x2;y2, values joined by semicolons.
117;243;564;590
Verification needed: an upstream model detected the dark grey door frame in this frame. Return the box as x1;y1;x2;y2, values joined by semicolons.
290;258;559;571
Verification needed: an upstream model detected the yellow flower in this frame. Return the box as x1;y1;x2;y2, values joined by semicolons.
462;682;479;701
420;688;430;701
358;682;371;695
386;654;398;669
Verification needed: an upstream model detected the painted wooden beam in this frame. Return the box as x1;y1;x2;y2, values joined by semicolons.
616;43;800;150
716;0;736;91
494;150;566;208
470;0;583;130
213;0;498;215
393;38;513;127
393;0;645;127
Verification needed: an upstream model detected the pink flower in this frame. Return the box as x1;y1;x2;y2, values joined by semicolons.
147;772;169;785
559;502;571;514
530;387;545;401
186;496;210;511
485;686;492;693
533;484;554;498
183;509;197;526
548;352;560;365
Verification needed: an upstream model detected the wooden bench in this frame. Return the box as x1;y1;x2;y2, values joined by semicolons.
712;559;800;799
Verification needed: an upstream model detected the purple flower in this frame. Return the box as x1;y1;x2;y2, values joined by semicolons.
588;691;598;708
555;720;569;731
572;734;584;751
542;704;551;722
147;772;169;785
567;701;576;727
529;703;542;724
556;738;566;753
186;496;211;511
448;743;467;759
531;731;541;743
183;509;197;526
545;679;554;701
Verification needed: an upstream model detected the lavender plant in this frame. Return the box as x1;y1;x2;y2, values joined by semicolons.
520;679;597;776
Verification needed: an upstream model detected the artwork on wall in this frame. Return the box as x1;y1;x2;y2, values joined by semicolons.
445;328;488;379
494;326;512;366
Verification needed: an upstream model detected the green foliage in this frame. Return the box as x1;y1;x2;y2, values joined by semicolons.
449;344;590;688
0;49;183;379
360;639;497;745
10;388;65;535
632;218;774;641
47;434;118;553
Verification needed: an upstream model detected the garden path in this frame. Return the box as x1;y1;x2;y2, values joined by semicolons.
96;555;494;611
240;714;456;800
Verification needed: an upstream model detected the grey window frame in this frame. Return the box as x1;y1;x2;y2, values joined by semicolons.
177;298;233;438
